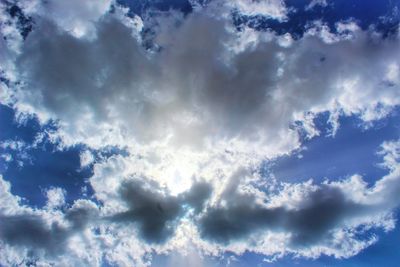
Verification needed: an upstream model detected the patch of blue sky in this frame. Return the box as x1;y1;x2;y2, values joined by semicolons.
0;104;127;208
268;108;400;185
233;0;400;38
116;0;194;16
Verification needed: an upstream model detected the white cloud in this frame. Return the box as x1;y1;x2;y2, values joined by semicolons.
306;0;328;11
0;175;23;215
80;150;95;168
225;0;288;20
45;187;66;209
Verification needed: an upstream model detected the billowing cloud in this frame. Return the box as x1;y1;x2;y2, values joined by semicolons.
1;0;400;266
6;10;399;155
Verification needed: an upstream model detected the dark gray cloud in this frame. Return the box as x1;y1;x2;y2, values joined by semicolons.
286;187;363;246
0;200;98;256
199;203;286;243
110;179;184;243
109;179;212;243
18;17;151;125
198;171;369;247
0;214;69;255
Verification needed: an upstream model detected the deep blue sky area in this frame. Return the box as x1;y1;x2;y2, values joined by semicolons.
0;104;92;207
271;109;400;185
117;0;194;16
117;0;400;38
0;104;127;207
235;0;400;37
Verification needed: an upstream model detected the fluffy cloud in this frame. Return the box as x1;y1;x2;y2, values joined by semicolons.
225;0;288;20
1;0;400;266
6;9;399;156
45;187;66;209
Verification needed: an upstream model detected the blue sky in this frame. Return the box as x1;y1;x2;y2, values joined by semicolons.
0;0;400;266
270;109;400;185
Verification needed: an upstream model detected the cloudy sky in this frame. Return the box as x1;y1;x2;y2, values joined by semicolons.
0;0;400;266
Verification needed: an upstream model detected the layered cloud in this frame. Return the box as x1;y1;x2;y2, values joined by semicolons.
1;0;400;266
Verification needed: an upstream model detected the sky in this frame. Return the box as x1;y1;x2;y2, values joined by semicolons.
0;0;400;266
